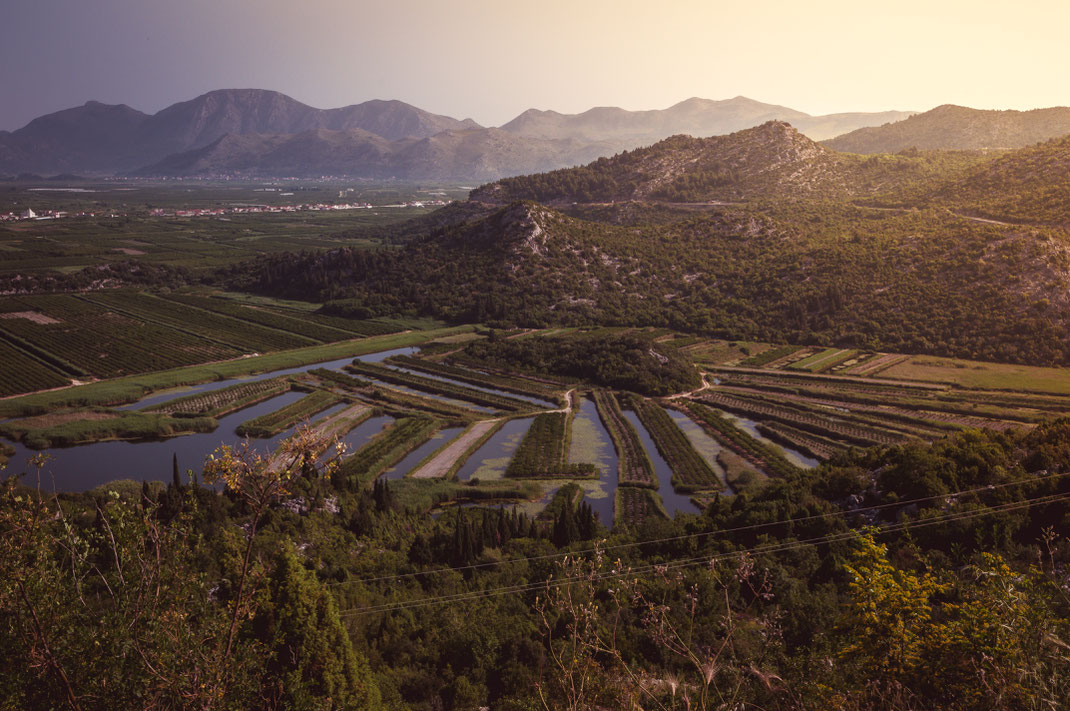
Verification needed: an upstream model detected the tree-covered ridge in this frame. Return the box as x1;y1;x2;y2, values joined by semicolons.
823;103;1070;153
470;121;987;204
231;197;1070;367
935;133;1070;225
462;330;701;396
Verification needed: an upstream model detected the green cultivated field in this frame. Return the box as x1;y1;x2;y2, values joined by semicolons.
0;180;471;275
878;355;1070;394
0;325;474;417
234;390;343;438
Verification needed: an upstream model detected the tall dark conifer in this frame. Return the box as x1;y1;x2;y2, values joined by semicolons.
172;453;181;490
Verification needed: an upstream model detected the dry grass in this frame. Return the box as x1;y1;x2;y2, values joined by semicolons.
0;311;60;324
879;355;1070;395
14;410;116;429
410;419;500;479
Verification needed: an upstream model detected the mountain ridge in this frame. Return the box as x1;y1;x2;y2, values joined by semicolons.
823;104;1070;153
1;90;913;178
0;89;481;175
471;121;989;204
500;96;910;144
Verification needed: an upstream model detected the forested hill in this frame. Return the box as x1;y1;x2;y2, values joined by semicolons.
229;197;1070;366
934;133;1070;226
470;121;986;204
823;103;1070;153
221;118;1070;368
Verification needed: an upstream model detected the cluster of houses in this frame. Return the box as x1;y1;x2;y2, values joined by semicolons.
0;208;105;222
148;199;445;218
2;198;448;222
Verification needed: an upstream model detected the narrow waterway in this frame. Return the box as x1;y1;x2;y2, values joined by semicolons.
381;426;465;480
118;346;419;412
568;396;618;527
455;417;534;481
622;409;700;517
665;408;731;491
723;412;820;469
317;414;394;466
352;375;495;414
1;347;420;492
2;390;341;491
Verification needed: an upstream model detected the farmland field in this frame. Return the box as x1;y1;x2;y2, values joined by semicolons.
234;390;344;437
0;180;470;275
81;291;317;352
0;293;241;380
384;354;563;403
614;486;668;528
346;361;538;412
161;293;365;342
593;390;657;488
0;337;70;395
627;396;721;493
505;412;597;478
876;355;1070;394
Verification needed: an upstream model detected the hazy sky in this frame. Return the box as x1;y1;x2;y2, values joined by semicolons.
3;0;1068;131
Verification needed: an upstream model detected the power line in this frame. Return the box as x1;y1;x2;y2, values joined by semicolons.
341;492;1067;617
338;490;1068;618
328;472;1068;588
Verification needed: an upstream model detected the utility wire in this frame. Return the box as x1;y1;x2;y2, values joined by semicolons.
328;471;1069;588
338;489;1068;617
341;492;1067;617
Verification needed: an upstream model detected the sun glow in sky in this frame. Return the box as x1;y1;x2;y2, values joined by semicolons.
2;0;1068;130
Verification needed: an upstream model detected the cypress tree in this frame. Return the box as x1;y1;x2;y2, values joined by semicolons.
471;519;484;557
496;507;510;547
264;547;381;709
553;503;580;547
578;501;596;540
482;510;496;549
452;513;464;566
462;518;476;563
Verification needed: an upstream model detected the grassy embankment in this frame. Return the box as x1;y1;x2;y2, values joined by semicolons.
234;390;344;438
0;411;216;449
0;325;476;417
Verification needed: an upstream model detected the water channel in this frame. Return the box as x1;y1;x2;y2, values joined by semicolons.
1;348;417;492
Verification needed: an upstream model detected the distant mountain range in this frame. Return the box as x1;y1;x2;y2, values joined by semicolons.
3;89;1070;180
133;127;620;182
0;90;479;175
0;89;913;180
500;96;911;144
